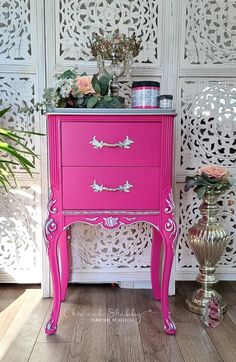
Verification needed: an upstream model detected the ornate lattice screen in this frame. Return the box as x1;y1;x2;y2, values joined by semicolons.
0;0;235;291
0;0;45;283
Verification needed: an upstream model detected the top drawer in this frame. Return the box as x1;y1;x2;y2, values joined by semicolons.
61;122;162;166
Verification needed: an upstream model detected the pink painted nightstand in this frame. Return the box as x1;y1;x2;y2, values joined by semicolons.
44;109;178;335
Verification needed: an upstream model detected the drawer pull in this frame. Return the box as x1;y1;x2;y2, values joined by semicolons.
90;136;134;149
91;180;133;193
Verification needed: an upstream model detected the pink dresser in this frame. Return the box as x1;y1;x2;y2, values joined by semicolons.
44;109;178;335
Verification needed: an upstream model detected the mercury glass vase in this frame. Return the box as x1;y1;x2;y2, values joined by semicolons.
186;190;229;314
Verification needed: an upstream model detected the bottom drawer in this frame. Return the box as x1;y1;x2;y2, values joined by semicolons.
62;167;161;210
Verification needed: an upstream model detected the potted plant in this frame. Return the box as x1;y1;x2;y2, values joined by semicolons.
0;106;41;189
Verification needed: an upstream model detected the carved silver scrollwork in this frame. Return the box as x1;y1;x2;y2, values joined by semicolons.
165;218;178;251
91;180;133;193
164;190;175;214
48;188;58;214
44;189;58;253
44;218;57;239
164;189;178;251
103;217;119;227
90;136;134;149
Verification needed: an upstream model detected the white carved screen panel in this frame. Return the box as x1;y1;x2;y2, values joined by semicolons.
57;0;161;65
176;78;236;176
174;0;236;280
182;0;236;65
0;0;34;63
0;0;45;283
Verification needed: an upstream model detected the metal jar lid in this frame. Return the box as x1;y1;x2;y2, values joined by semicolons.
132;81;160;88
158;94;173;100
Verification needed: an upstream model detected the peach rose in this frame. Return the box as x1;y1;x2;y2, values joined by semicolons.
76;75;95;94
198;165;229;179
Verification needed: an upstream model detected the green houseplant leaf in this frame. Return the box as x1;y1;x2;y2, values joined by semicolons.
0;106;43;189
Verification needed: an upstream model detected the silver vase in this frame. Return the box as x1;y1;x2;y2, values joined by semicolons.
186;191;229;314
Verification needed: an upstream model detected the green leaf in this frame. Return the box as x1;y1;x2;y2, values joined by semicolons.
184;178;198;192
103;95;113;102
92;75;101;94
108;97;123;108
58;100;67;108
0;107;11;118
99;75;111;96
196;186;207;200
87;96;99;108
60;70;76;79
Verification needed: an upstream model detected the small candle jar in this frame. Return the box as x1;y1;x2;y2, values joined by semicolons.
132;81;160;109
158;95;173;109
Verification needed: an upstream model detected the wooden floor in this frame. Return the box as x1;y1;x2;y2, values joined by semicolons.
0;282;236;362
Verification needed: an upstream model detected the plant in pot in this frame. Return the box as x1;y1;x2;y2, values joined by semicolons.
0;106;41;189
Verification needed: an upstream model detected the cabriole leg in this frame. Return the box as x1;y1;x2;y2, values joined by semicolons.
45;232;61;335
161;233;176;335
59;229;69;302
151;228;162;300
44;188;62;335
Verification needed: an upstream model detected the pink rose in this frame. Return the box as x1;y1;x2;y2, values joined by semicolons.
76;75;95;94
198;165;229;179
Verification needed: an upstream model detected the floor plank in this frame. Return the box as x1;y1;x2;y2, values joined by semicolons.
0;287;28;341
37;286;81;343
227;304;236;325
29;342;70;362
203;314;236;362
106;287;145;362
176;322;223;362
133;289;184;362
0;282;235;362
171;282;200;323
69;286;107;362
0;289;50;362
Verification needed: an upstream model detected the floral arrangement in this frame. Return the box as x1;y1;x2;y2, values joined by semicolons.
21;69;125;113
184;165;235;199
89;32;141;60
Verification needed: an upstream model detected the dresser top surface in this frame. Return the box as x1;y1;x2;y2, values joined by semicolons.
47;108;176;116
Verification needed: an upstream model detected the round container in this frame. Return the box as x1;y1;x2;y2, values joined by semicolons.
132;81;160;109
158;95;173;109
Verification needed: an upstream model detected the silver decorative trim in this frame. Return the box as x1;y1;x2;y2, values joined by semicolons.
62;210;160;215
165;217;178;250
48;188;58;214
124;217;137;222
45;218;57;239
46;314;57;332
63;219;160;232
90;135;134;149
165;218;177;238
85;217;99;222
47;108;176;115
91;180;133;193
103;217;119;227
164;190;175;214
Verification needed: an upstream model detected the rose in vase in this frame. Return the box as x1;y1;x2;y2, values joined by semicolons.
184;164;235;199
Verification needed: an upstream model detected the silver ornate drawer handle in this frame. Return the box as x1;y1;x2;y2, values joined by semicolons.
91;180;133;193
90;136;134;149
